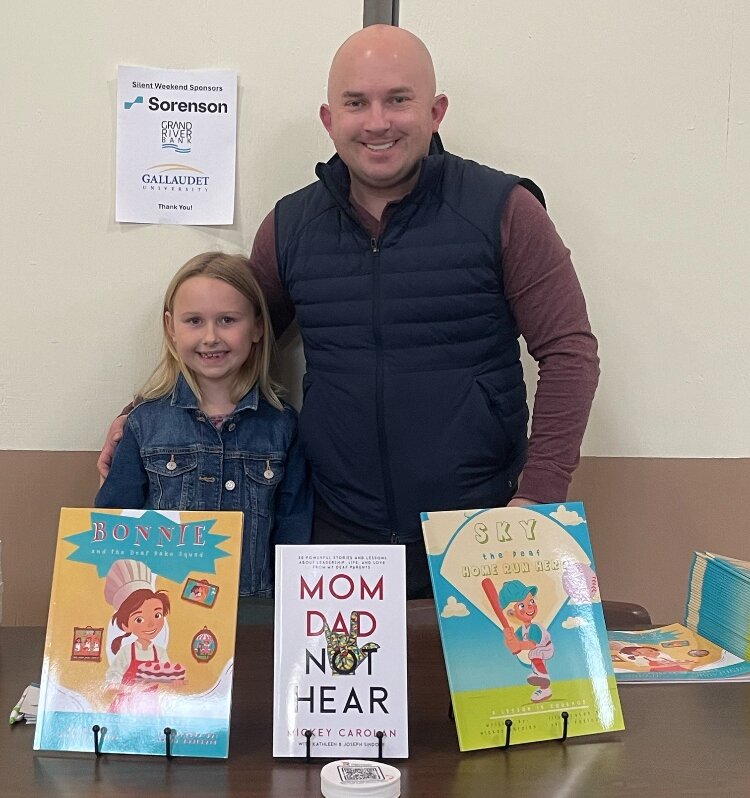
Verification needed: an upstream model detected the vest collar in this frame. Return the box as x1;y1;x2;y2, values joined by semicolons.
315;133;446;212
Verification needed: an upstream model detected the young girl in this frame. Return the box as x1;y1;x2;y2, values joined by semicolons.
96;252;312;596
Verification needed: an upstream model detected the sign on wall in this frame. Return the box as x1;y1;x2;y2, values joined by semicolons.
116;66;237;226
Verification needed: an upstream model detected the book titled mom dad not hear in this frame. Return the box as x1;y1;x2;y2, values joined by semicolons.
34;508;243;758
421;502;624;750
272;545;409;758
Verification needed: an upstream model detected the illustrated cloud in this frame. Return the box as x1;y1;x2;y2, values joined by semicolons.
442;596;470;618
551;505;586;526
562;616;587;629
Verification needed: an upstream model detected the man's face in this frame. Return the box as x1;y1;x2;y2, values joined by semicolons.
320;36;447;203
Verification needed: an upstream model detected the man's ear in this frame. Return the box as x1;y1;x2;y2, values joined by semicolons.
507;607;516;619
320;104;333;135
431;93;449;131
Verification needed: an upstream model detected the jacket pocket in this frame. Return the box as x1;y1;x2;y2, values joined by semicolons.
143;451;198;509
474;377;529;465
243;457;285;518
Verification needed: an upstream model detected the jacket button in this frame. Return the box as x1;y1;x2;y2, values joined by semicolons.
224;480;236;491
228;423;236;431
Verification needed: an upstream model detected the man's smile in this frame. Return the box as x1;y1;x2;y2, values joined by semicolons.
364;141;397;151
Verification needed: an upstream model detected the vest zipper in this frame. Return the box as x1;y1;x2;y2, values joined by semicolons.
370;236;399;537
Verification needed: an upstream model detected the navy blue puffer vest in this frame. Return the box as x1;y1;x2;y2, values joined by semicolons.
276;139;538;541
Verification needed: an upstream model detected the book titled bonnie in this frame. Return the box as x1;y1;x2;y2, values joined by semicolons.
421;502;624;750
272;545;408;758
34;508;243;758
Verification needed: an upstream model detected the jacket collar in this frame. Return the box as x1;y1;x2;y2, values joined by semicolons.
170;373;260;413
315;133;446;210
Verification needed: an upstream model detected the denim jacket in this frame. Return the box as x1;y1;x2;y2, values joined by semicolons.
95;376;312;596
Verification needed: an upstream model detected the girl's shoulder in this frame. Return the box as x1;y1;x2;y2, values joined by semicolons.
128;393;176;419
252;396;300;437
125;393;183;440
256;394;299;419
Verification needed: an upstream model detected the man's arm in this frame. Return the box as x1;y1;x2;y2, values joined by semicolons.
501;185;600;503
249;209;296;340
272;421;313;544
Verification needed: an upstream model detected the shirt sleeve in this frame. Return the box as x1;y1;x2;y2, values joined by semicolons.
272;412;313;545
95;417;149;508
105;645;131;686
249;209;296;340
501;185;600;503
528;623;544;644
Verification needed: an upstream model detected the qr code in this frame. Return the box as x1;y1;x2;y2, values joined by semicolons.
337;765;385;782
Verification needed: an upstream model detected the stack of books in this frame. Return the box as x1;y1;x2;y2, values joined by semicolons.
9;684;39;725
685;551;750;661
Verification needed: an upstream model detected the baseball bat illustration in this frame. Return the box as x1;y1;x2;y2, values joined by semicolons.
482;577;511;631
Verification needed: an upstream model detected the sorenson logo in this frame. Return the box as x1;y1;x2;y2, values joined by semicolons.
123;95;227;114
148;97;228;114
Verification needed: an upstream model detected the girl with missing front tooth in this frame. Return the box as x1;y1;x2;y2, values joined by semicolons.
95;252;312;596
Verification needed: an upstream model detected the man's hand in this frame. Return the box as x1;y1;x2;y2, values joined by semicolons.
97;414;127;481
507;497;534;508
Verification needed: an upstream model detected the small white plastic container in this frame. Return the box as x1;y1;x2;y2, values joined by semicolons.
320;759;401;798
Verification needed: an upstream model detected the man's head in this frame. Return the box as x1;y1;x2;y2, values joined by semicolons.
320;25;448;207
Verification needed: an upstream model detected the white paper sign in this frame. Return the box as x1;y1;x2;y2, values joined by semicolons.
116;66;237;225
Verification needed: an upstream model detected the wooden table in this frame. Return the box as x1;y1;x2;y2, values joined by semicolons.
3;603;750;797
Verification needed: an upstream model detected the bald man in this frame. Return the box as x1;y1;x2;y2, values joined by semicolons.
100;26;599;599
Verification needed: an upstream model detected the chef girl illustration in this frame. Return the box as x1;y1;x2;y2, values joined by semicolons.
103;559;172;713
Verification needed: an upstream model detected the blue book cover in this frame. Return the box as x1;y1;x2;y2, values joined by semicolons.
33;508;243;758
421;502;624;750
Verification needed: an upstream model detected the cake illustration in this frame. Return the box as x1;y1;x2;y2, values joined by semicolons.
136;661;186;682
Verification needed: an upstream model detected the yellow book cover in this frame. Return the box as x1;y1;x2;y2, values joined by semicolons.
34;508;243;757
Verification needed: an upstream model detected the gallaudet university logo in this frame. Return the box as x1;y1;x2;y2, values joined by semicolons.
142;163;209;193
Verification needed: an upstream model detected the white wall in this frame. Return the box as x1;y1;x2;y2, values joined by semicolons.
1;1;357;450
403;1;750;457
2;2;748;457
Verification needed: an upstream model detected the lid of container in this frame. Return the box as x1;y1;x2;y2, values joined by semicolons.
320;759;401;798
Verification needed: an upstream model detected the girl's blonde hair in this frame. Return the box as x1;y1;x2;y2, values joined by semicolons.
140;252;282;410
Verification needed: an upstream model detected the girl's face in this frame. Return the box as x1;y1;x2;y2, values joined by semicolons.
165;275;263;395
124;597;167;641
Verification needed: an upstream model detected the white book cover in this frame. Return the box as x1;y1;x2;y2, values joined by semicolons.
272;545;409;758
